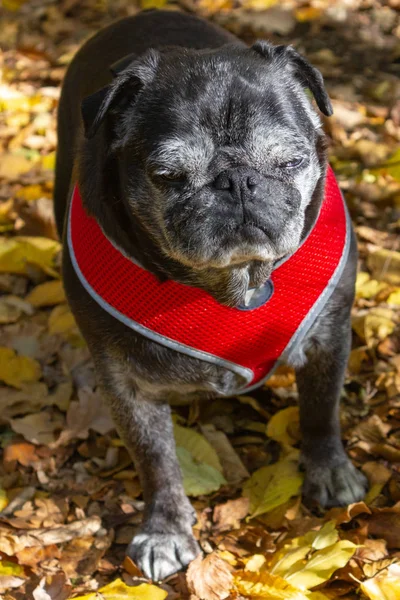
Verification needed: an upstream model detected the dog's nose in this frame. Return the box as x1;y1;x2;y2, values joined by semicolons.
213;168;262;201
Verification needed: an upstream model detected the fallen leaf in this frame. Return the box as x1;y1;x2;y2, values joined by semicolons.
0;516;101;554
0;488;8;511
213;497;250;532
53;386;113;446
367;248;400;286
0;236;60;278
283;540;357;590
243;456;303;518
3;442;40;466
352;308;396;346
266;407;300;446
0;153;34;179
32;572;71;600
265;366;296;389
71;579;167;600
174;423;223;472
25;280;65;307
360;563;400;600
363;462;392;503
177;447;226;497
234;570;311;600
187;553;233;600
48;303;78;335
10;410;64;445
200;423;249;483
0;346;41;388
367;510;400;548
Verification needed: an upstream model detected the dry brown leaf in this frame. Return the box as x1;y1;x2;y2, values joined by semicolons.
32;572;72;600
10;410;65;445
367;509;400;548
186;553;233;600
0;516;101;555
16;544;61;568
53;386;114;446
327;501;372;525
213;497;250;532
3;442;40;466
200;424;249;484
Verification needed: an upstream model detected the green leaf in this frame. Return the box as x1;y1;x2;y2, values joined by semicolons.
177;447;226;496
173;423;223;472
243;457;303;518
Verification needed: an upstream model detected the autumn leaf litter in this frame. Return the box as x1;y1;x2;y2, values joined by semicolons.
0;0;400;599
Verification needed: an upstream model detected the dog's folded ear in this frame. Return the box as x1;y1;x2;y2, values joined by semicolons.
81;49;159;139
252;41;333;117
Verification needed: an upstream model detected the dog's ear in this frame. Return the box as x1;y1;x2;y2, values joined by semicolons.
252;41;333;117
81;49;159;139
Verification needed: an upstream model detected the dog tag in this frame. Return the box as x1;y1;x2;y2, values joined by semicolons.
238;279;274;311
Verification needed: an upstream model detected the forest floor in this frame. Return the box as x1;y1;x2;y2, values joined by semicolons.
0;1;399;599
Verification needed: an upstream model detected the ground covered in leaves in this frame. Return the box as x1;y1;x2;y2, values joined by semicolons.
0;0;400;598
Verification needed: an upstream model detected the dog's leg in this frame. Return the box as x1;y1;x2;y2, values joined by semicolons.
100;366;200;580
295;311;368;507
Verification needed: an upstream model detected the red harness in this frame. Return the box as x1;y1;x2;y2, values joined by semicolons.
68;167;349;392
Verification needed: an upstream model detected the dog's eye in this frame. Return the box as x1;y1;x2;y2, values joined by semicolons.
279;157;304;169
157;172;186;185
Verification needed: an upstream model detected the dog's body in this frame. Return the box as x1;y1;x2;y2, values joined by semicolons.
55;10;367;581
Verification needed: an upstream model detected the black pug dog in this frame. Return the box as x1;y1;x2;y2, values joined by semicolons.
55;9;368;581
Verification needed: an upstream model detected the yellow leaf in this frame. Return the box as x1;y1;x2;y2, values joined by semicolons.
266;407;300;446
265;365;296;388
140;0;168;8
26;280;66;307
355;272;387;299
284;540;357;590
0;489;8;512
177;447;226;496
367;248;400;286
352;308;395;346
243;457;303;518
0;236;60;278
387;289;400;305
0;560;25;577
2;0;29;11
173;423;223;472
270;522;338;579
360;563;400;600
295;7;322;22
48;304;77;335
0;153;34;179
379;147;400;181
72;578;167;600
41;152;56;170
243;0;278;9
234;570;308;600
270;546;312;578
245;554;267;572
15;184;44;202
311;521;339;550
0;347;41;388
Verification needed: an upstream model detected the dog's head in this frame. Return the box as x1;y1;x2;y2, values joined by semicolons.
80;42;332;306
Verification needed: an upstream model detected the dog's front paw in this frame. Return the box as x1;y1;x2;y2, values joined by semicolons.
302;457;368;508
128;530;201;581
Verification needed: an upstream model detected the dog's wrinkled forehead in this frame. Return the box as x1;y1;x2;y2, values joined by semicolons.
140;48;321;175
